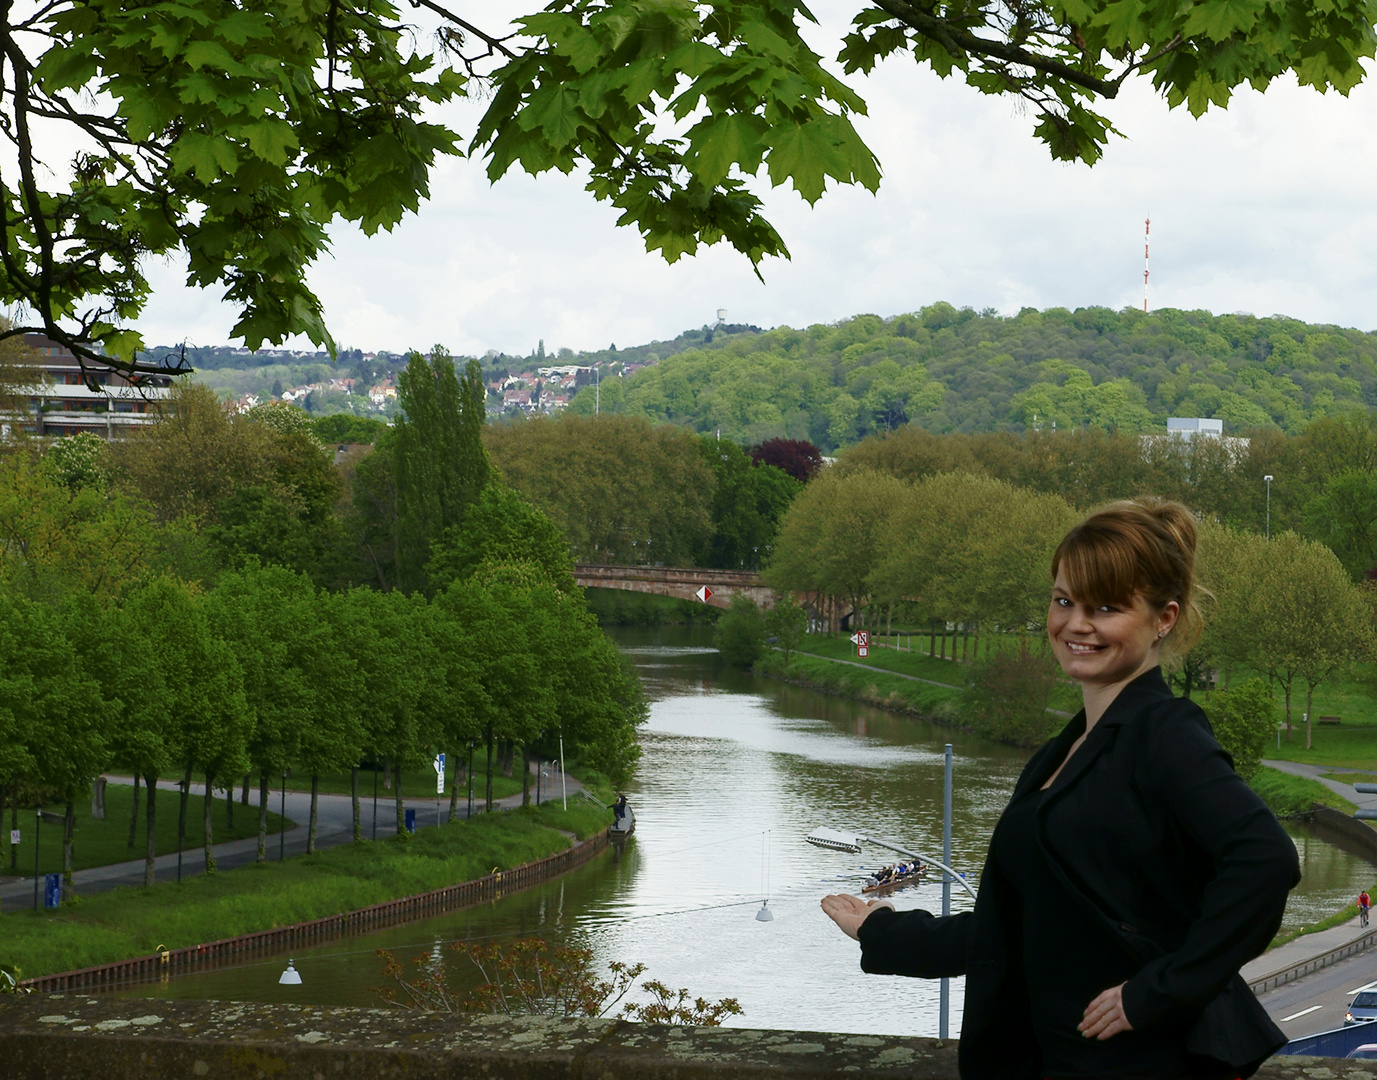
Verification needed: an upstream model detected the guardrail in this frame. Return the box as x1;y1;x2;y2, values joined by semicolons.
18;828;609;994
1246;804;1377;996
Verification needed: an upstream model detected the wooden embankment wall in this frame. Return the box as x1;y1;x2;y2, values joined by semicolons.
19;829;610;994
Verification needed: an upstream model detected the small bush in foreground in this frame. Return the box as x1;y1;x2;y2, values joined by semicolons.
376;936;742;1025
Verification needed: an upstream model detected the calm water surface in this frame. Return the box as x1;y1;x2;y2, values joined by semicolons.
115;628;1374;1036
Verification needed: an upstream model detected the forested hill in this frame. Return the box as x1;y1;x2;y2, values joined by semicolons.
570;305;1377;451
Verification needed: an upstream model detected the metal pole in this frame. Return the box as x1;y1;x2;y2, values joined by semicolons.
940;744;953;1040
467;742;474;818
560;732;567;810
279;772;287;861
177;779;185;883
33;809;40;911
372;767;378;840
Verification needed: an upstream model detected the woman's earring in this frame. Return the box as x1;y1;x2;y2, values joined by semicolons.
1156;630;1166;640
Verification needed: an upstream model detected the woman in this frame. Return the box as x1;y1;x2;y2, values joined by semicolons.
821;499;1299;1080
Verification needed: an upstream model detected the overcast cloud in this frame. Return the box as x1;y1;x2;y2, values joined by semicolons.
129;13;1377;357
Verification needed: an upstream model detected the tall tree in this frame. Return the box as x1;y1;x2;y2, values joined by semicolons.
7;596;110;899
204;565;315;860
394;350;491;594
483;414;714;565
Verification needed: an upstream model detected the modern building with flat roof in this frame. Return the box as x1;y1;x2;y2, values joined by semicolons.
1166;417;1225;439
4;335;174;440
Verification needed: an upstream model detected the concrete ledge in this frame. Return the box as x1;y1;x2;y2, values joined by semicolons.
1;995;1374;1078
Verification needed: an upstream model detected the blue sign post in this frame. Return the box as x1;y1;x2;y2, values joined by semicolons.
44;873;61;909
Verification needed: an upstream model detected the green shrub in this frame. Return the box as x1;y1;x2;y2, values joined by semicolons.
764;595;808;661
1201;678;1275;780
714;595;765;667
961;647;1061;747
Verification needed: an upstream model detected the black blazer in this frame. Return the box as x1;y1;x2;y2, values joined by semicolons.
857;667;1301;1080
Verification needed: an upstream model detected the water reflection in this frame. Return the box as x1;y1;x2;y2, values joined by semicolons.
114;628;1374;1037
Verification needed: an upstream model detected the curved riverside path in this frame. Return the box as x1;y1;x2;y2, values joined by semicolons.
1262;758;1377;812
0;772;584;913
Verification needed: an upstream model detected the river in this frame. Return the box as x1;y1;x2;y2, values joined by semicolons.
113;627;1376;1037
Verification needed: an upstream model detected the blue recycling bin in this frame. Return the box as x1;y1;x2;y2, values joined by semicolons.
404;808;416;833
44;873;61;909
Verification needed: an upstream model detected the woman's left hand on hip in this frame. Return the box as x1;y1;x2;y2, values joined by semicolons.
1079;982;1133;1040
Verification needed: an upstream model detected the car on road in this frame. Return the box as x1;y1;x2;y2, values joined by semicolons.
1346;990;1377;1026
1348;1044;1377;1059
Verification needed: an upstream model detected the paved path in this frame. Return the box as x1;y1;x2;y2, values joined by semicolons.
1243;914;1372;983
1262;759;1377;811
0;770;585;913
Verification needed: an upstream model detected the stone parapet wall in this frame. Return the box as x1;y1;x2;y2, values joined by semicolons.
0;996;1368;1080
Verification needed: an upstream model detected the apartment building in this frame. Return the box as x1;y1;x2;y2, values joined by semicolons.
7;335;174;439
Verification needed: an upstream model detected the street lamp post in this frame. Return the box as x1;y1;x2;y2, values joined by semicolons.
808;745;969;1040
279;770;288;860
1264;475;1273;540
33;808;41;911
940;743;953;1040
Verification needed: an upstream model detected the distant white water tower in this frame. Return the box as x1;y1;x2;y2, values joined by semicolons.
716;308;727;324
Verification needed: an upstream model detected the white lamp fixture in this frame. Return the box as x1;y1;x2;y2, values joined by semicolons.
755;900;774;922
279;959;303;985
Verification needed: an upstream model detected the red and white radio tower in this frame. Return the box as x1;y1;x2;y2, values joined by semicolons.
1143;217;1150;313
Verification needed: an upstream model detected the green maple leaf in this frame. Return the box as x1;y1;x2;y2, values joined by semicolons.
1182;0;1266;41
688;113;768;188
237;119;298;165
529;85;584;147
169;131;240;182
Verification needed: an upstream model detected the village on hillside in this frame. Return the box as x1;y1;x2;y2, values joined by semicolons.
221;357;657;419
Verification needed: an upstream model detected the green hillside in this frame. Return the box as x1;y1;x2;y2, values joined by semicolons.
566;305;1377;450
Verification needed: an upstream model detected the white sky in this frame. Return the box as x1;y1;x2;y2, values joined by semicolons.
128;8;1377;357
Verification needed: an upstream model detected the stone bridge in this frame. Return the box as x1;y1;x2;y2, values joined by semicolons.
574;563;777;610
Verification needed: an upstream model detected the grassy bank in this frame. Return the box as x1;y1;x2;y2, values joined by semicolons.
2;785;290;879
584;587;720;626
2;797;612;981
785;637;1082;714
1247;766;1357;816
756;650;964;718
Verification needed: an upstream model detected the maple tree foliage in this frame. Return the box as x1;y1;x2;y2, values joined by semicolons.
2;0;1373;378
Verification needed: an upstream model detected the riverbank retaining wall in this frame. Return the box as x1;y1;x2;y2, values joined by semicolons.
0;995;1365;1079
17;828;609;994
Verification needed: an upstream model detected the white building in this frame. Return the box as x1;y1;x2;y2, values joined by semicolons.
7;334;172;440
1166;417;1224;439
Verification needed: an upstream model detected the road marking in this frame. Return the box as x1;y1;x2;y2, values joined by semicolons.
1351;981;1377;995
1279;1005;1324;1022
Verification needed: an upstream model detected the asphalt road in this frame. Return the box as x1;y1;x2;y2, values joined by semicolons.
1259;949;1377;1041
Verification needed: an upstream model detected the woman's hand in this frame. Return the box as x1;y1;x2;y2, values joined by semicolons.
1079;982;1133;1040
820;893;895;940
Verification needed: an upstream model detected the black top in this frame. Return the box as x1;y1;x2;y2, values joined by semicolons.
993;787;1191;1078
857;668;1300;1080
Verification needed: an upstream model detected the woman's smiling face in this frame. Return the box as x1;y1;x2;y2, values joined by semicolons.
1047;569;1178;690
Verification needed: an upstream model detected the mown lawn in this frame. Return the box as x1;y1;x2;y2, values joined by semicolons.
2;784;291;880
1;797;612;982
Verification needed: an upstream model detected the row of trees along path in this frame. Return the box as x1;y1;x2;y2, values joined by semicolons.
1;352;644;901
764;467;1374;745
